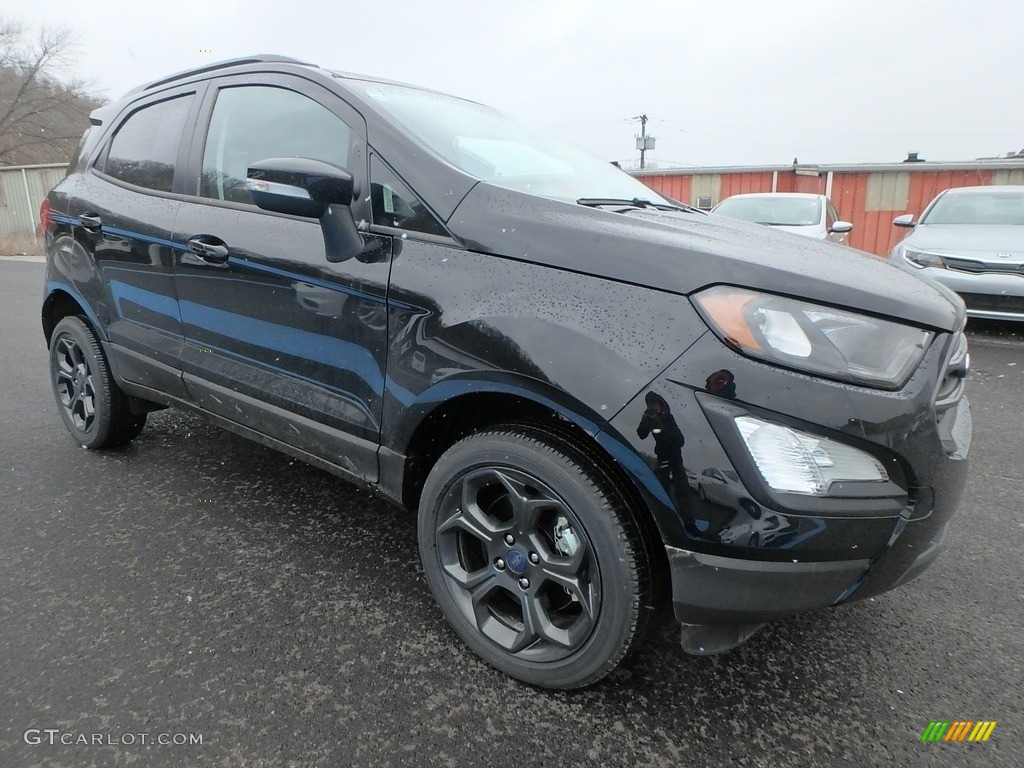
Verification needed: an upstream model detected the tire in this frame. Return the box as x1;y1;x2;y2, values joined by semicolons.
49;316;147;449
418;425;651;688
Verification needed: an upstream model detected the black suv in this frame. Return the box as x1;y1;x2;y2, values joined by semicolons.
41;55;971;688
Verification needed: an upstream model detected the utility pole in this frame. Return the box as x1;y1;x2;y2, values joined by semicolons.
634;115;655;169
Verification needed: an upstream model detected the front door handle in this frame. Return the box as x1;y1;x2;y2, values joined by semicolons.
186;236;230;264
78;213;102;231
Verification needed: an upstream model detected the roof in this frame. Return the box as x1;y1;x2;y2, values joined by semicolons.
125;55;316;96
714;192;824;200
938;185;1024;195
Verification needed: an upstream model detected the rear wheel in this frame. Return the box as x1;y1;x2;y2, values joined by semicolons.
418;425;651;688
49;316;146;449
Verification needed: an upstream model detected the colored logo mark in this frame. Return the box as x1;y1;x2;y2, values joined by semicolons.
506;550;528;574
921;721;996;742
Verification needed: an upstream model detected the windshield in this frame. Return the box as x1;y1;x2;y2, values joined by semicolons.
922;189;1024;225
345;79;671;205
714;196;822;227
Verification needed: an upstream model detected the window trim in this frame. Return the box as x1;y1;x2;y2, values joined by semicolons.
366;222;462;247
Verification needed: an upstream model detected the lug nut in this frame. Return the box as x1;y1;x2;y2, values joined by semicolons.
518;578;530;590
529;552;540;564
504;534;515;545
495;558;506;571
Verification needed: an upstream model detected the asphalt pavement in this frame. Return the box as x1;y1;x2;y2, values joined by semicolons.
2;258;1022;767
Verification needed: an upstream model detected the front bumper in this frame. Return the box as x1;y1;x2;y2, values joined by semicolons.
664;484;959;628
666;546;869;625
607;327;971;632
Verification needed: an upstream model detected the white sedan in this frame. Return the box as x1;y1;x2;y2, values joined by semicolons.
712;192;853;244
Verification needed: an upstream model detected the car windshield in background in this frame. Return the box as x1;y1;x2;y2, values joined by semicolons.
343;78;670;205
715;197;822;226
922;190;1024;225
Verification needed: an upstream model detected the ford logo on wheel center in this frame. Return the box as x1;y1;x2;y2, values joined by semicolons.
506;550;528;575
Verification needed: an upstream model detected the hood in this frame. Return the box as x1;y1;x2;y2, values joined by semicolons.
449;184;963;332
902;224;1024;262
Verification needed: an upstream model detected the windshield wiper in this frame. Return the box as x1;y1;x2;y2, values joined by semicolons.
576;197;698;213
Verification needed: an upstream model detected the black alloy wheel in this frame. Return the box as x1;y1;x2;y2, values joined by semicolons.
418;425;651;688
49;316;146;449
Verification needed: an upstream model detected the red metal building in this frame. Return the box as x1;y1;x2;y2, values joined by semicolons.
634;160;1024;256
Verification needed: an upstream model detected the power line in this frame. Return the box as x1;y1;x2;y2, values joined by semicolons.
544;118;632;130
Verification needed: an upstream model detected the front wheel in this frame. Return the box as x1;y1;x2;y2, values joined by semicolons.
49;316;146;449
418;426;651;688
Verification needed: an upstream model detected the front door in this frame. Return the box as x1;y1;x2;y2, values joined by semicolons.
172;77;388;481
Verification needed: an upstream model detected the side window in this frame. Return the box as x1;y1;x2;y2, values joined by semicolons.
826;202;838;228
201;86;353;204
102;95;193;192
370;155;447;236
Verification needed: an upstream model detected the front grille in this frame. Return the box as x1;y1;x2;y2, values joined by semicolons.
958;292;1024;315
944;256;1024;275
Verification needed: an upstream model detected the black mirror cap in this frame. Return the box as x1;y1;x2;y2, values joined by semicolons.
246;157;355;218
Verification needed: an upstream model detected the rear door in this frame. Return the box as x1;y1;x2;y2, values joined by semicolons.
171;74;389;481
69;86;204;398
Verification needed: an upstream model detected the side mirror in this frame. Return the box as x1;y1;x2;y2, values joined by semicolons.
829;221;853;234
893;214;916;228
247;158;363;262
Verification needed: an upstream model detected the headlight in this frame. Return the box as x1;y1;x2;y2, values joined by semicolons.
899;245;946;268
692;286;933;389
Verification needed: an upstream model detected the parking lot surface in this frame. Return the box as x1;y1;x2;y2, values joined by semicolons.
2;259;1022;767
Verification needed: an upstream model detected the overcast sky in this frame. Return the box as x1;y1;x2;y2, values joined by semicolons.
14;0;1024;168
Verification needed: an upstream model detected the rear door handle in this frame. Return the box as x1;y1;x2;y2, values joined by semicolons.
186;236;230;264
78;213;102;231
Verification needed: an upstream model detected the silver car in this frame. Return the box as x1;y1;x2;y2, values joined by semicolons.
892;185;1024;321
711;192;853;244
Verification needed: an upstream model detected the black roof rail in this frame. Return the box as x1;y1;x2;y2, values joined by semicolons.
126;54;317;96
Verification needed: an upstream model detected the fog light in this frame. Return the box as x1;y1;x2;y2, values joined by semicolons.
735;416;887;495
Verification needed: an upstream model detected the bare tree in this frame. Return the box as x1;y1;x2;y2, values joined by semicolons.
0;18;102;165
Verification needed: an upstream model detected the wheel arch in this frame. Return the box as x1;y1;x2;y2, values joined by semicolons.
42;284;103;347
386;382;672;604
